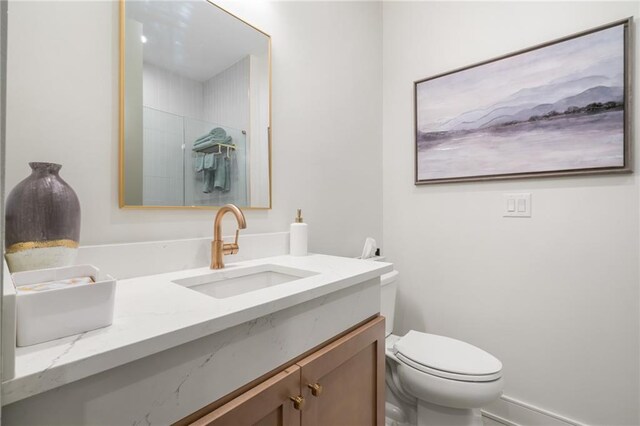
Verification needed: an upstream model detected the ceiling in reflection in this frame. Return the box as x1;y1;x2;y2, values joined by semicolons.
126;1;268;82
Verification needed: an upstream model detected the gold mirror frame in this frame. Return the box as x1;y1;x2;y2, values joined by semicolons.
118;0;272;210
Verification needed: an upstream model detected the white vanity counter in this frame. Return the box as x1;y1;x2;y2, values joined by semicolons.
2;254;392;407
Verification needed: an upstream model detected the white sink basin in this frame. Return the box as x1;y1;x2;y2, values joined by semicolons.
172;264;317;299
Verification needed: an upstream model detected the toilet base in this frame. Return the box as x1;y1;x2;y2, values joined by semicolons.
417;400;483;426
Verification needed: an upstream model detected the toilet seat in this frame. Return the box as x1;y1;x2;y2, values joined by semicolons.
393;331;502;383
395;352;502;382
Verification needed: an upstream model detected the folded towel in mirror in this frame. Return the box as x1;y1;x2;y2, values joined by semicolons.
224;158;231;192
203;153;217;171
214;156;231;192
209;127;227;140
194;127;229;146
194;128;223;143
195;153;205;172
203;170;215;193
202;154;222;193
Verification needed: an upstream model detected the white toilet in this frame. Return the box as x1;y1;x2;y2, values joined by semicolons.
381;270;504;426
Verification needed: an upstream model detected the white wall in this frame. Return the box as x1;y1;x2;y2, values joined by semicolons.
5;0;382;257
382;2;639;425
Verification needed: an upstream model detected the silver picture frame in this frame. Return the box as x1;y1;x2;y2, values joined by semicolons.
414;18;633;185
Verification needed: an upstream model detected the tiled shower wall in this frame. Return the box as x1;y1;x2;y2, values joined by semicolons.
202;56;250;134
142;64;204;205
142;63;204;120
141;107;184;205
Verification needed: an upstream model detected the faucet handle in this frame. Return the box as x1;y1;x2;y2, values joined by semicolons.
222;229;241;255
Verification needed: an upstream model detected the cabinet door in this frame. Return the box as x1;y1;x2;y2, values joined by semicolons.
191;366;302;426
297;316;385;426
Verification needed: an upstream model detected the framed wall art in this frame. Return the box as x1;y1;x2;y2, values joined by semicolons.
415;18;632;184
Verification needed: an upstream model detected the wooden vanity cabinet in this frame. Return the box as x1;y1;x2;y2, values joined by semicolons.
191;366;302;426
189;316;385;426
298;316;385;426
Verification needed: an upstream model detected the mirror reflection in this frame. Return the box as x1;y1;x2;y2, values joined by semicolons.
121;0;271;208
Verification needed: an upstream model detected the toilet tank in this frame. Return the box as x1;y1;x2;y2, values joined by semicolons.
380;270;399;337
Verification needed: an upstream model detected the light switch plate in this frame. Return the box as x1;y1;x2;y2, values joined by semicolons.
504;193;531;217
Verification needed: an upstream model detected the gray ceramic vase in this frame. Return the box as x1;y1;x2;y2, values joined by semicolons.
5;162;81;272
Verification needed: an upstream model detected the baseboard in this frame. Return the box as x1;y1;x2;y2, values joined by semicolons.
482;411;520;426
482;394;588;426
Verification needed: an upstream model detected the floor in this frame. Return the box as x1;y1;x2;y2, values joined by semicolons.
385;415;507;426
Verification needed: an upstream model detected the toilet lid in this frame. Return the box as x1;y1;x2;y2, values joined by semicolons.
393;331;502;381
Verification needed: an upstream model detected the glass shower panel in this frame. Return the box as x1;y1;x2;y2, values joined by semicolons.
142;107;185;206
184;117;248;207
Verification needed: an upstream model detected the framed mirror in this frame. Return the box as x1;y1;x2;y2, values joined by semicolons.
119;0;271;209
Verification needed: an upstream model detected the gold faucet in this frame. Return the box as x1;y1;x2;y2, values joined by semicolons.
211;204;247;269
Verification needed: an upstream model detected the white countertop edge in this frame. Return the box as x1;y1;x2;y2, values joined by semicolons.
2;254;392;405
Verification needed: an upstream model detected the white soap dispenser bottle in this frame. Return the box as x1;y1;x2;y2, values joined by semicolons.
290;209;308;256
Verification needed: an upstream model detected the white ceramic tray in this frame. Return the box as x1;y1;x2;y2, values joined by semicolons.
12;264;116;347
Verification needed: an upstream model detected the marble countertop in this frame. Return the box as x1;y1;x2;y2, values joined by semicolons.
2;254;392;405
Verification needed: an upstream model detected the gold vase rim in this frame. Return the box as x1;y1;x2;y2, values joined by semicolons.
6;239;79;254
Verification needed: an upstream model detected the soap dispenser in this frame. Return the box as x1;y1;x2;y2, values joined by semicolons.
290;209;308;256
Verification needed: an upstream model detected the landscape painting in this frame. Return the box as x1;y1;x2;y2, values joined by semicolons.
415;19;630;184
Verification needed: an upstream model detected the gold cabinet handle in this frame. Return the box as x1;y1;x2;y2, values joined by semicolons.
290;395;305;410
307;383;323;397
